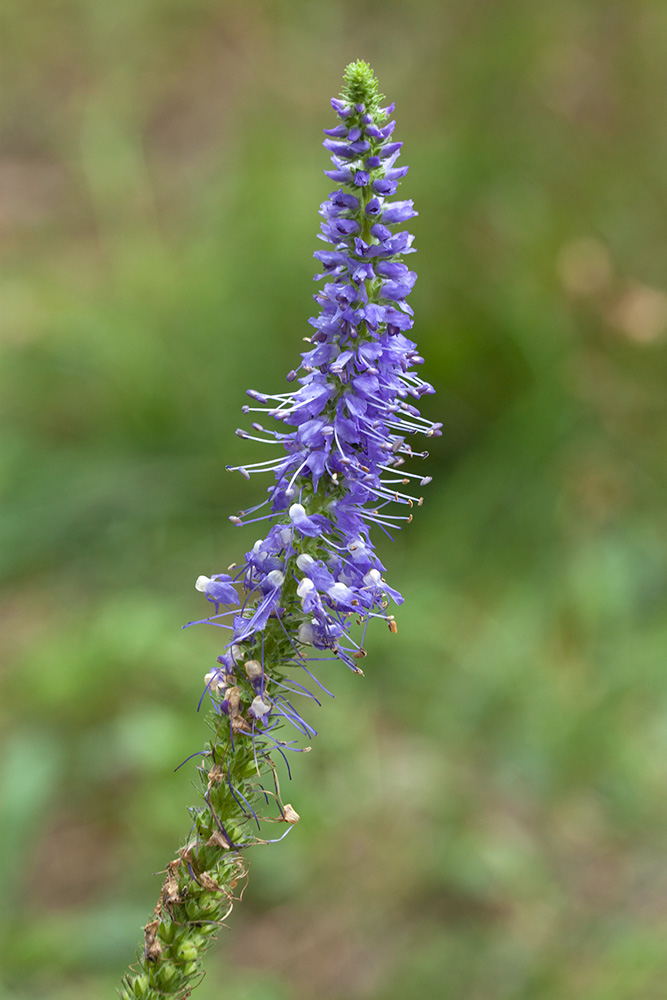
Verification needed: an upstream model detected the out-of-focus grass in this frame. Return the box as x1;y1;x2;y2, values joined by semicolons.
3;2;667;998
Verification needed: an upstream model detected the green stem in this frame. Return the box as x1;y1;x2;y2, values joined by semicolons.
119;639;298;999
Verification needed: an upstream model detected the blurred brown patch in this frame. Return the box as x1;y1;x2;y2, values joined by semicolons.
608;283;667;345
231;901;389;1000
0;158;68;236
24;811;122;910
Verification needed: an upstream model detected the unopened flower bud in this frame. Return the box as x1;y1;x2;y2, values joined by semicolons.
177;941;199;963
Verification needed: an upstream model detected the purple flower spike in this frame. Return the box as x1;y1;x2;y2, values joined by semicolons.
121;60;439;1000
198;58;438;719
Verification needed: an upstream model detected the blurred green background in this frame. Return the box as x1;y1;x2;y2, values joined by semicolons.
2;1;667;998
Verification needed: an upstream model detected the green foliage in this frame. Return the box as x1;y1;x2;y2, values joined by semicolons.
3;2;667;1000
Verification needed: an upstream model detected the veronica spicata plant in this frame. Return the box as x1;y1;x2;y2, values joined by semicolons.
120;60;440;999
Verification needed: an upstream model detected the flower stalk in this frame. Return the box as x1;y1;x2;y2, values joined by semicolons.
119;59;439;1000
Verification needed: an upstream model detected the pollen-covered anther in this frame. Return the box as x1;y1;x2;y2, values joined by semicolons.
282;803;300;824
388;619;398;634
229;516;243;526
352;648;367;658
